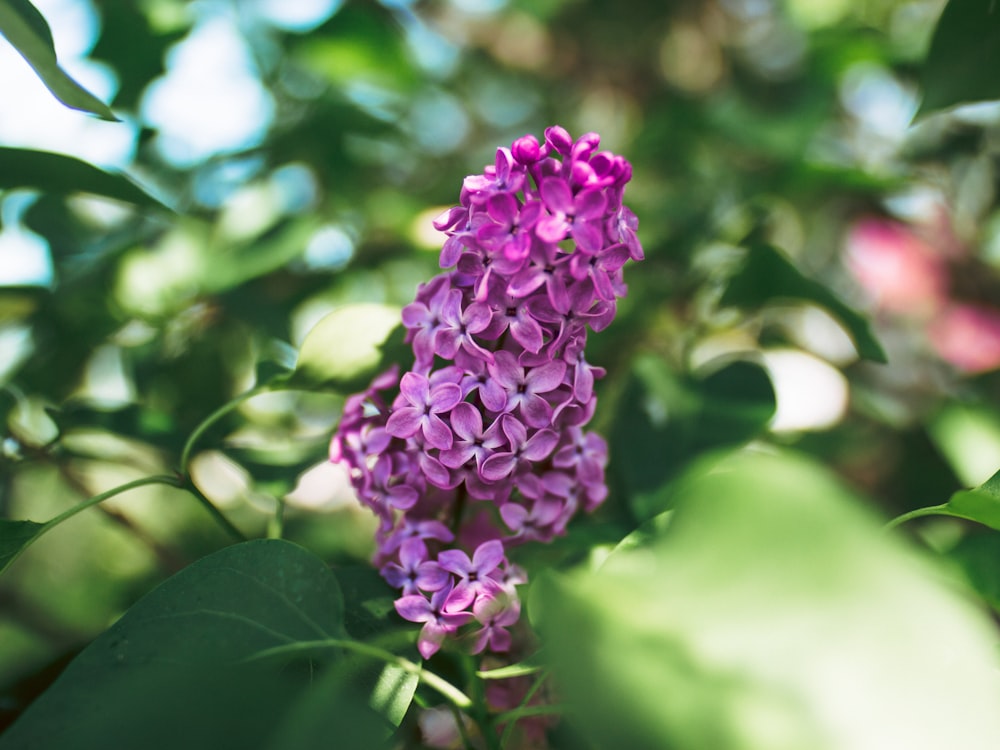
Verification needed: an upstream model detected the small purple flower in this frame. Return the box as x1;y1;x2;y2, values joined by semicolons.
487;351;567;428
381;538;450;596
395;582;474;659
536;177;608;253
434;288;494;362
440;402;506;472
470;593;521;654
480;415;559;482
438;539;506;612
386;372;462;450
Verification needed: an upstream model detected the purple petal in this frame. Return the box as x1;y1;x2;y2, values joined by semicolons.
487;192;519;225
438;549;473;576
507;268;547;299
463;301;493;332
536;214;569;244
386;407;423;439
471;539;505;572
440;443;475;470
423;413;455;451
572;220;605;254
399;372;430;407
449;401;483;441
395;594;432;623
488;350;523;389
387;484;419;510
429;382;463;412
526;360;567;394
523;428;559;461
520;394;554;429
540;177;573;213
434;328;462;359
574;188;607;220
479;380;507;412
510;316;544;353
420;453;454;488
481;452;517;482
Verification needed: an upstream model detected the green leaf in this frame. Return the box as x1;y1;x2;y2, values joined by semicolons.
0;0;118;120
0;519;44;573
534;450;1000;750
283;304;408;393
0;147;166;208
945;467;1000;531
0;539;370;750
948;532;1000;614
720;243;887;363
612;354;775;520
919;0;1000;116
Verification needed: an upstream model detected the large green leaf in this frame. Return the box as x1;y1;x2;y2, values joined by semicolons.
0;148;166;208
0;539;399;750
283;304;410;393
534;450;1000;750
721;243;886;363
943;467;1000;531
0;0;117;120
0;519;44;573
919;0;1000;115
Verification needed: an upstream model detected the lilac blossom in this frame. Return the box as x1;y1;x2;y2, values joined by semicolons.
330;125;640;660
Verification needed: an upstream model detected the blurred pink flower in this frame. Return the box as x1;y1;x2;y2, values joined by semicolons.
845;218;948;316
927;303;1000;374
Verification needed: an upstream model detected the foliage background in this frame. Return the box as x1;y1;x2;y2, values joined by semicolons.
3;0;1000;747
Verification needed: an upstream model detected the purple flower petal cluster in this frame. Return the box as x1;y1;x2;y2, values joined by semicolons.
330;126;641;659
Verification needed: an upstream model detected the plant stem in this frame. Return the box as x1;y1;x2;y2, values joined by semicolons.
243;639;474;708
181;478;247;543
1;474;184;576
179;384;272;474
884;503;955;532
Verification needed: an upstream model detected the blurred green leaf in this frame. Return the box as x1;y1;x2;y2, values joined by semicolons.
611;355;775;521
283;304;406;393
534;450;1000;750
919;0;1000;115
721;243;886;363
0;539;355;750
948;532;1000;614
0;0;117;120
0;520;44;574
0;148;165;208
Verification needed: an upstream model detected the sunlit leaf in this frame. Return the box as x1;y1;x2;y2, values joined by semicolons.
721;243;886;363
284;304;407;393
0;147;166;208
0;540;364;750
0;0;117;120
534;450;1000;750
919;0;1000;115
0;519;44;574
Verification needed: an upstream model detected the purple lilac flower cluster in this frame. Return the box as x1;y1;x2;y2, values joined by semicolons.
330;126;642;659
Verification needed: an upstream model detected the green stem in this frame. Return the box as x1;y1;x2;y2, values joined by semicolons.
268;495;285;540
43;474;181;531
179;384;272;474
243;639;473;709
181;478;247;543
1;474;183;575
498;669;551;748
884;503;956;532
